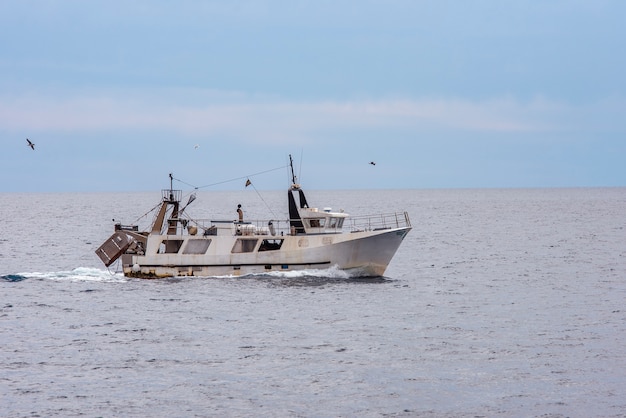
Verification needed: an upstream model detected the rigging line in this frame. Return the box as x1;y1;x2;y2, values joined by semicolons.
132;200;162;224
193;164;289;189
249;182;279;219
298;150;303;185
173;177;199;189
169;178;205;211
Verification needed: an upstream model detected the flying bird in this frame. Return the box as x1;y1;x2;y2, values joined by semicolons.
26;138;35;150
369;161;376;166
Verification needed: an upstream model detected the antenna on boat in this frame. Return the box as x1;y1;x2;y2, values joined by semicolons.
299;150;303;185
289;154;300;189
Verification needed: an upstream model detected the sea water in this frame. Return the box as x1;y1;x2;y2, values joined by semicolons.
1;188;625;417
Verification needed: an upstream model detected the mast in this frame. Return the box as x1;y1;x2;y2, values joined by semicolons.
169;172;174;201
166;173;180;235
289;154;298;187
151;173;181;234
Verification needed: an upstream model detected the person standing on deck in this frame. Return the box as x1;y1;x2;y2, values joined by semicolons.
237;204;244;222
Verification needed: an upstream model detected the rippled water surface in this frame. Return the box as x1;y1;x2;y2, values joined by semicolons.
1;188;625;417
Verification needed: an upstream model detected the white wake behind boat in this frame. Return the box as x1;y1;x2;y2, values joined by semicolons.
96;157;411;278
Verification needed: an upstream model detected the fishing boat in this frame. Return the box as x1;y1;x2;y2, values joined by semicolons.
95;156;411;278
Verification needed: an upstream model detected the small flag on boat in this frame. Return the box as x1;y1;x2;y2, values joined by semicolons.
245;179;252;187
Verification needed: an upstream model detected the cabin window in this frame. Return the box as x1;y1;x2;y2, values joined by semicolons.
183;239;211;254
159;239;184;254
232;239;258;253
308;218;325;228
258;239;284;252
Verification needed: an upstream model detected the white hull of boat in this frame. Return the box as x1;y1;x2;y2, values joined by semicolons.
121;226;411;278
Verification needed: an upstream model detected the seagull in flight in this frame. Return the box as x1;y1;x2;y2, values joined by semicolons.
26;138;35;150
369;161;376;166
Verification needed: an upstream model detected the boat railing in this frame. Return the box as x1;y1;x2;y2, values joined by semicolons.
162;189;182;203
188;218;293;237
347;211;411;232
184;211;410;236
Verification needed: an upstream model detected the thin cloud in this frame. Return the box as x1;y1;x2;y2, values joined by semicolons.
1;91;623;143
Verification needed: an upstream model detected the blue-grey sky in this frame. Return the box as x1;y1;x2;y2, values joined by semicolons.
1;0;625;192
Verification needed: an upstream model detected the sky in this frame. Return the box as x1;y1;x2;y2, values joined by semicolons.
1;0;625;192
